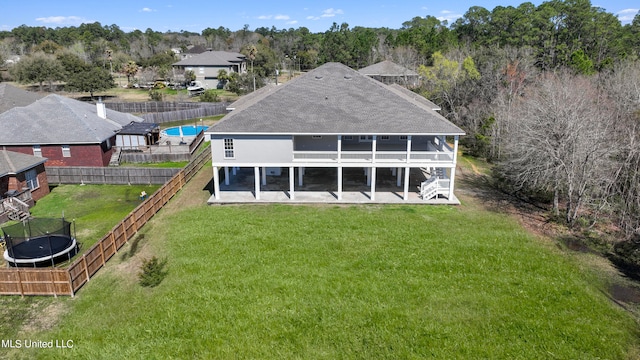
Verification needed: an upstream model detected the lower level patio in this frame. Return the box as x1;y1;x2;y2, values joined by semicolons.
207;167;459;205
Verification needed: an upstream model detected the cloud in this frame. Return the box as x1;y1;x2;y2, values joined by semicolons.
307;8;344;21
437;10;463;24
35;16;86;25
257;14;292;22
321;8;344;18
286;20;298;26
617;8;639;23
140;7;155;12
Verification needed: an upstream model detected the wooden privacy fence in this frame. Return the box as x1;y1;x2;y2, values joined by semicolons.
0;146;211;297
46;167;181;185
103;102;229;124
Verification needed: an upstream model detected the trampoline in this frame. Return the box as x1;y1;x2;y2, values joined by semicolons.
2;218;78;267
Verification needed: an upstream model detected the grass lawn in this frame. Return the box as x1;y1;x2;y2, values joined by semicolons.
27;184;161;250
10;178;640;358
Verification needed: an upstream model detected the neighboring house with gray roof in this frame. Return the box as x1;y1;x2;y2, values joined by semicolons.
172;50;247;89
0;94;144;167
206;62;464;204
0;83;44;114
358;60;419;87
0;150;49;207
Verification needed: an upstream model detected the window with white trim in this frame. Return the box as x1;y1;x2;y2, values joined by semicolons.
359;135;373;142
62;145;71;157
33;145;42;157
400;135;408;140
25;169;39;190
223;138;235;159
380;135;390;141
343;135;353;140
312;135;323;139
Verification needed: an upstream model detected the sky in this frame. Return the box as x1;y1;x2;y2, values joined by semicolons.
0;0;638;34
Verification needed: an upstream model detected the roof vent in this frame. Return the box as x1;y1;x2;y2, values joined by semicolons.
344;75;352;80
315;75;323;80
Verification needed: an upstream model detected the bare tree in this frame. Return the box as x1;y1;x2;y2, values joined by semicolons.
499;70;614;224
600;60;640;237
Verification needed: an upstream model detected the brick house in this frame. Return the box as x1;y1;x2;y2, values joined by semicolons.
0;150;49;203
0;94;144;167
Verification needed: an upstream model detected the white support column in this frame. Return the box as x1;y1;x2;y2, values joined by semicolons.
337;135;342;163
366;167;371;186
213;166;220;200
254;167;261;200
396;167;402;187
449;135;459;200
337;166;343;200
406;135;412;163
392;167;397;176
403;167;410;200
298;167;304;186
232;167;237;176
372;135;377;162
224;167;230;186
370;167;376;201
261;167;267;186
289;166;295;200
452;135;459;163
449;167;456;200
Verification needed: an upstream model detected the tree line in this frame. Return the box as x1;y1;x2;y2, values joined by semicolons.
1;1;640;243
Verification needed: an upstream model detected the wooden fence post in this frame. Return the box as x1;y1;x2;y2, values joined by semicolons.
17;269;24;298
50;269;57;298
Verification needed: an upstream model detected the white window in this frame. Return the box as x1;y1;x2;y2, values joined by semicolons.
223;138;235;159
312;135;323;139
25;169;39;190
33;145;42;157
62;145;71;157
400;135;408;140
380;135;390;141
359;135;373;142
343;135;353;140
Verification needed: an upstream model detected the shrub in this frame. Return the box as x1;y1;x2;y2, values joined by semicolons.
199;89;219;102
149;89;163;101
138;256;169;287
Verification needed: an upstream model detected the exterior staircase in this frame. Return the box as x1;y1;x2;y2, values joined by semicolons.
109;147;122;166
420;177;438;200
2;197;31;221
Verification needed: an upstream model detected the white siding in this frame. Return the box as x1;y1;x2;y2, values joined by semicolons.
211;135;293;164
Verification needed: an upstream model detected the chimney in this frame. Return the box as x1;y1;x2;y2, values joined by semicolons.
96;97;107;119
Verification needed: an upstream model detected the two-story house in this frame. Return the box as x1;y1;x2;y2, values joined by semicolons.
206;62;464;204
172;50;247;90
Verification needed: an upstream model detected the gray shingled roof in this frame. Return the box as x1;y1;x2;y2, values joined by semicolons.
0;94;144;145
173;51;246;66
210;62;463;135
358;60;418;76
0;150;47;177
0;83;44;114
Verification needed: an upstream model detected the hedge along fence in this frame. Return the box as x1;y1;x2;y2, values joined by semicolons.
0;145;211;297
103;102;229;124
46;167;181;185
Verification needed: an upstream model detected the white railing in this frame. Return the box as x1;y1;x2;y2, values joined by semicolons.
292;150;454;163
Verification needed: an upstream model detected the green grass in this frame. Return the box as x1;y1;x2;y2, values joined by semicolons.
28;184;160;249
15;202;640;359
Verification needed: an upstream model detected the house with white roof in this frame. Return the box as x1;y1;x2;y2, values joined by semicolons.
206;62;464;204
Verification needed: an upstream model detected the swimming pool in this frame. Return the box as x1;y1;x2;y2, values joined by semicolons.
162;125;208;137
